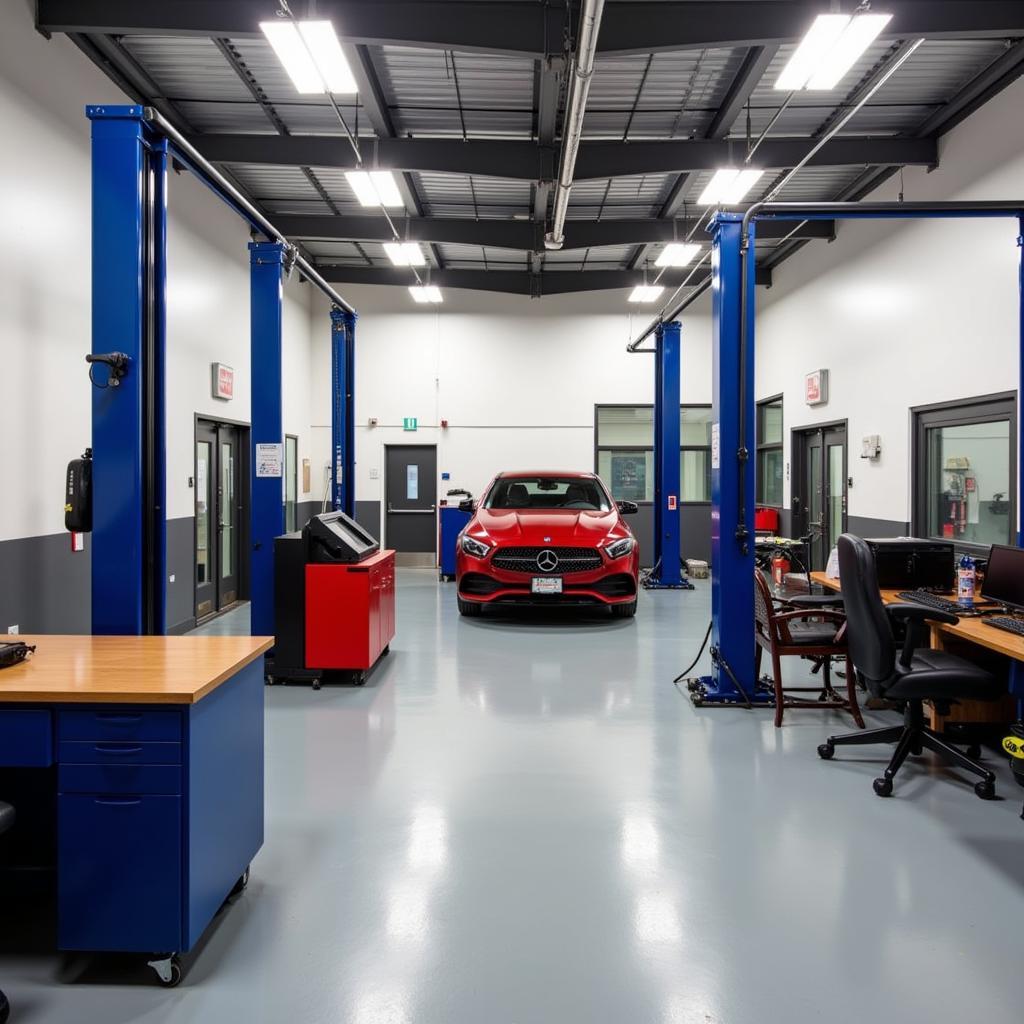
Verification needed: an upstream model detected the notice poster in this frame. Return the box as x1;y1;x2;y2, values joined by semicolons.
611;454;646;501
256;443;283;478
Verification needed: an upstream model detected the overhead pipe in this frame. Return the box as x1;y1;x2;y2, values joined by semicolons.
145;107;356;313
544;0;605;250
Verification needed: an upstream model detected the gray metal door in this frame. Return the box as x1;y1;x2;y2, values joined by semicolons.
385;445;437;562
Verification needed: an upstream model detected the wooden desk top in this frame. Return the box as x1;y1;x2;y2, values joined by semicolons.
0;635;273;704
809;571;1024;662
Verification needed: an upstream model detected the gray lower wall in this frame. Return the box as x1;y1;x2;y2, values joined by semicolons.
167;516;196;634
0;531;91;634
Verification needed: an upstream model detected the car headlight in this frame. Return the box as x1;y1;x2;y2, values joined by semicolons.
604;537;635;560
461;535;492;559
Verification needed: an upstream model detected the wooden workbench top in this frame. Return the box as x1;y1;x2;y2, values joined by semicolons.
0;634;273;704
809;571;1024;662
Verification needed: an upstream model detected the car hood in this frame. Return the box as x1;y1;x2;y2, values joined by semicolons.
471;508;624;545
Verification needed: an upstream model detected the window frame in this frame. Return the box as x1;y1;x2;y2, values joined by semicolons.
755;394;784;509
284;433;299;533
911;391;1017;557
594;402;713;506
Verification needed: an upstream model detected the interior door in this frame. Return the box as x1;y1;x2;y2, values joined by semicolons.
196;420;242;619
792;426;847;570
385;445;438;565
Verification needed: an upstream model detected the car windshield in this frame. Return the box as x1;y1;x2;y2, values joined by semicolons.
485;476;612;512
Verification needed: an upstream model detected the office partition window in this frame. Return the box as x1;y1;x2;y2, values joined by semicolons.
912;394;1016;552
285;434;298;533
756;396;784;507
595;404;712;503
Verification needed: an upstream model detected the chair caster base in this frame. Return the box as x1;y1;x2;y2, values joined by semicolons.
974;779;996;800
873;777;893;797
147;953;183;987
817;741;835;760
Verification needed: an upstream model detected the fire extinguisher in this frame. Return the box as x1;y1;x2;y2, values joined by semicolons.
772;551;790;589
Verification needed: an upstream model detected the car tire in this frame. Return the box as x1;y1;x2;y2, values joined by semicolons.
458;597;483;617
611;600;637;618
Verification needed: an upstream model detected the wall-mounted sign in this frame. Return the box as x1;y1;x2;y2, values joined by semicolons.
212;362;234;401
255;443;283;478
805;368;829;406
403;417;418;432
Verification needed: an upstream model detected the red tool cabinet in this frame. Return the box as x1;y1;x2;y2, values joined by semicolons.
305;550;396;671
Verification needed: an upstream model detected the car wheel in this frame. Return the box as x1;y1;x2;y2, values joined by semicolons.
458;597;483;617
611;600;637;618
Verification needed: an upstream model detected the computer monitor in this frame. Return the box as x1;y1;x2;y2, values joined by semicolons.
980;544;1024;612
304;511;379;564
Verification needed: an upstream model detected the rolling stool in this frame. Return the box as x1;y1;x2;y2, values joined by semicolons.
0;801;12;1023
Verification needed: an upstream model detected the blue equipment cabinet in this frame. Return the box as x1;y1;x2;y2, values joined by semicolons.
439;502;473;581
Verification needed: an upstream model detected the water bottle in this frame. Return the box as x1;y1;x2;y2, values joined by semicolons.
957;553;976;606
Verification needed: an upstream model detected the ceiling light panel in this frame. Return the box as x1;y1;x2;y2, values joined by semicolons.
385;242;426;267
628;285;664;303
655;243;701;268
345;170;405;208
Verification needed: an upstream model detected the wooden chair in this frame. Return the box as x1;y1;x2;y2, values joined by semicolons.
754;571;865;729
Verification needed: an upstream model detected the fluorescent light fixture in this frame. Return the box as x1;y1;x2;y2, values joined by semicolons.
655;243;701;268
697;168;764;206
775;13;892;91
384;242;426;267
409;286;443;304
628;285;664;303
259;20;357;95
344;170;404;208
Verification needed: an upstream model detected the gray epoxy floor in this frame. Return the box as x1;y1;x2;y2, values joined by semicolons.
4;570;1023;1023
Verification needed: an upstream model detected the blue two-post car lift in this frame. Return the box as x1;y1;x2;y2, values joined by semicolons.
691;201;1024;709
87;104;356;639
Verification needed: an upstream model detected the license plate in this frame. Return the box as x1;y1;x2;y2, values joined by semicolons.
532;577;563;595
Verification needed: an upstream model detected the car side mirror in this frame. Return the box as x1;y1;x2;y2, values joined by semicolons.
617;500;638;515
458;499;475;513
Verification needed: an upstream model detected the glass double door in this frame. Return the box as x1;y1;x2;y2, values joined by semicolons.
196;420;242;620
792;425;848;571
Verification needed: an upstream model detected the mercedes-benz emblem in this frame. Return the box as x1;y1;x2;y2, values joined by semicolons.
536;549;559;573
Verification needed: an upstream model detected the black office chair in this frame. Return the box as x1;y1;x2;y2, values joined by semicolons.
0;800;11;1024
818;534;1002;798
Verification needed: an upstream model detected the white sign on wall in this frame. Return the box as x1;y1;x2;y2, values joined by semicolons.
212;362;234;401
805;368;829;406
710;422;720;470
256;443;283;478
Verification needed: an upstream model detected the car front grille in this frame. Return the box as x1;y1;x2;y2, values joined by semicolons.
491;546;603;575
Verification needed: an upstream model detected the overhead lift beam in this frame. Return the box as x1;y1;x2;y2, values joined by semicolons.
37;1;1024;55
191;135;937;180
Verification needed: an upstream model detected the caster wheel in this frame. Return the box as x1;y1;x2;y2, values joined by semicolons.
0;989;9;1024
312;679;322;691
230;866;250;897
873;777;893;797
817;742;835;760
382;645;391;656
974;779;996;800
148;954;183;987
966;744;982;759
265;674;275;686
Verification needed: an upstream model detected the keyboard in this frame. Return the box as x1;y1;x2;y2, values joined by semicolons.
984;616;1024;637
895;590;981;616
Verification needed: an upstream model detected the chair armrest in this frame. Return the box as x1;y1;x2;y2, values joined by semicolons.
887;603;959;627
772;609;847;625
888;604;958;668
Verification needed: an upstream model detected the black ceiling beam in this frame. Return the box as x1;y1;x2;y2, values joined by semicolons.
279;214;834;248
315;263;772;296
193;134;937;179
38;2;1024;55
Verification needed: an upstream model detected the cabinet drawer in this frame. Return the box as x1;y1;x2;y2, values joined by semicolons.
59;763;182;795
58;794;182;952
0;709;53;767
58;710;182;744
58;741;182;766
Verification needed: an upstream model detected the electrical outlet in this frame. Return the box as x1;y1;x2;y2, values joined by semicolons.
169;574;176;583
7;625;18;635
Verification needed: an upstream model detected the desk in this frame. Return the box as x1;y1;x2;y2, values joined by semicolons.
0;634;271;984
810;572;1019;727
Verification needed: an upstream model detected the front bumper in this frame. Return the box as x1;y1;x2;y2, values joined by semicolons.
456;549;639;606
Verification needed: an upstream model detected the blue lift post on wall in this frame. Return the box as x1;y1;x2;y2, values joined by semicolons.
87;105;168;636
647;321;693;590
249;241;288;638
330;308;357;519
692;201;1024;711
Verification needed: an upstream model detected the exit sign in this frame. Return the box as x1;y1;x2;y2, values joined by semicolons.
403;417;418;432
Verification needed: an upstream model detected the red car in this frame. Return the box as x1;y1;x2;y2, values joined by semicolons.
456;471;640;617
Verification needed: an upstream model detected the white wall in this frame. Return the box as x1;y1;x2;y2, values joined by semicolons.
755;75;1024;526
0;1;320;547
310;286;713;525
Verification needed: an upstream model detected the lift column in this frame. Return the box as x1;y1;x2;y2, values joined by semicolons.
87;105;168;635
693;213;770;706
648;321;692;589
249;241;288;637
330;307;357;519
